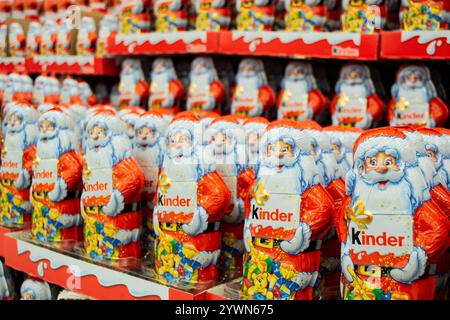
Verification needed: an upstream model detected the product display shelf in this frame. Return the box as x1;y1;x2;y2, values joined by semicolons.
107;31;220;55
380;30;450;60
1;230;216;300
0;56;119;75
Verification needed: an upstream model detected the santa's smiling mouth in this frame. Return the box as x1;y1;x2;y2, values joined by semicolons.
378;181;389;189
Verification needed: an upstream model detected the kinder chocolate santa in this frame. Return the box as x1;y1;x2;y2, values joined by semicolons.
76;16;98;56
40;19;58;55
193;0;231;31
339;127;449;300
401;0;445;30
56;19;75;56
323;126;354;175
120;0;151;34
0;261;15;300
243;117;269;173
231;59;275;119
148;58;184;119
341;0;384;33
82;109;144;261
331;64;384;129
30;107;83;243
26;21;42;57
204;116;247;277
118;59;149;108
132;111;168;257
118;106;145;143
153;0;188;32
78;80;97;107
236;0;275;31
8;21;26;57
97;14;119;57
186;57;225;117
277;62;326;121
60;78;83;105
20;278;52;300
284;0;328;31
0;102;38;226
0;24;7;57
241;120;335;300
153;112;231;285
388;65;448;128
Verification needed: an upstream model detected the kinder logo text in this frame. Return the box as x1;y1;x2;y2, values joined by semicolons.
33;170;54;180
159;194;193;207
351;227;406;247
84;181;109;192
251;204;294;223
1;160;19;169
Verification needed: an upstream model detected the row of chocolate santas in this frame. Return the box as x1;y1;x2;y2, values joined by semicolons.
117;57;449;130
1;101;449;299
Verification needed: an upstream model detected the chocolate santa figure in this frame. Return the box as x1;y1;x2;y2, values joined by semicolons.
231;59;275;119
204;116;247;277
132;111;168;258
40;19;58;55
118;107;145;143
388;65;449;128
8;22;26;57
97;14;119;57
61;78;83;105
76;16;98;56
148;58;184;119
243;117;269;173
277;62;326;121
118;59;149;109
339;127;449;300
33;75;61;106
236;0;275;31
81;109;145;261
323;126;353;176
31;107;83;243
242;120;335;300
330;63;384;129
0;102;39;226
153;112;231;285
26;21;42;57
0;261;16;300
153;0;188;32
186;57;225;117
20;278;52;300
284;0;328;31
193;0;231;31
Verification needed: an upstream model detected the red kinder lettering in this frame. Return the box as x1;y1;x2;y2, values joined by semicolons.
2;160;18;169
401;113;425;120
258;208;293;222
159;194;192;207
85;181;108;192
34;170;53;180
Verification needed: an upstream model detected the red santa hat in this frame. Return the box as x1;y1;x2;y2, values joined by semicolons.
40;106;71;130
135;110;169;135
353;127;417;169
261;119;314;157
20;278;52;300
417;127;450;159
323;125;358;151
205;115;245;145
86;108;126;135
10;100;39;123
297;120;333;152
167;111;202;145
395;125;428;155
117;106;145;118
243;117;269;135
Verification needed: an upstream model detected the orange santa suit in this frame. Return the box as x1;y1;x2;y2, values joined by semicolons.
148;57;184;119
0;102;39;226
338;127;449;300
231;58;275;119
388;65;449;128
81;110;145;260
31;107;83;242
186;57;225;117
153;112;231;285
277;62;327;121
118;59;149;108
330;63;384;129
242;120;335;300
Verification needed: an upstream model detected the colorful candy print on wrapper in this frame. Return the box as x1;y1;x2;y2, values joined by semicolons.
0;102;38;227
277;62;327;121
81;109;145;263
187;57;225;117
231;59;275;119
118;59;149;109
284;0;328;31
330;63;384;129
341;0;384;33
31;107;83;243
236;0;275;31
153;0;189;32
8;21;26;57
120;0;151;34
153;112;231;287
401;0;445;31
241;120;335;300
148;58;184;121
193;0;231;31
204;115;247;278
132;111;168;260
338;127;449;300
388;65;449;129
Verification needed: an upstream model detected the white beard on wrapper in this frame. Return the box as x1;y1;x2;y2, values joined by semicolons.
86;140;114;168
398;86;428;105
258;164;302;194
417;155;437;189
284;79;308;93
163;153;200;182
5;127;26;151
340;82;369;98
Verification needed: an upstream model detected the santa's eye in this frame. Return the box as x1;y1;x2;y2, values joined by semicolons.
282;147;288;153
385;159;392;166
370;159;377;166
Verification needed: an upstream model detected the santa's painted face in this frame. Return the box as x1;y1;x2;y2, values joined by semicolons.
264;139;296;170
7;113;23;133
167;130;193;159
240;62;257;78
153;61;169;75
247;131;260;153
402;70;424;89
286;64;307;81
192;60;209;75
331;143;341;159
124;121;135;139
343;67;364;85
21;291;34;300
88;124;108;149
210;131;233;155
136;125;156;147
361;151;403;189
39;118;56;140
426;148;437;163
